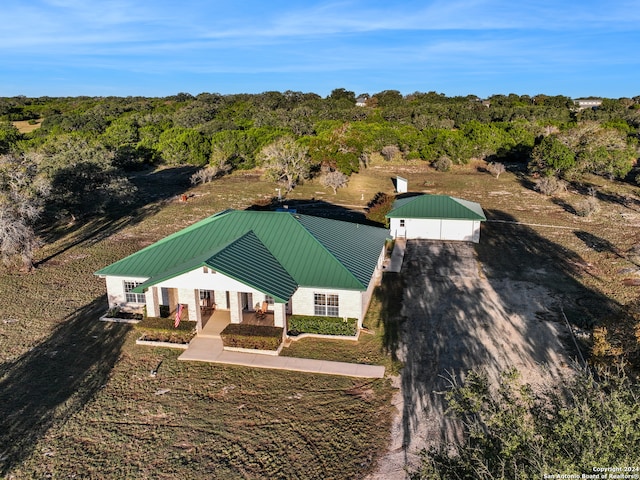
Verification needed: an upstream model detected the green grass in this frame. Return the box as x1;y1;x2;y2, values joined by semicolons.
7;332;393;479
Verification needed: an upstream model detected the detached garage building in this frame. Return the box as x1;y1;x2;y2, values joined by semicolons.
386;194;486;243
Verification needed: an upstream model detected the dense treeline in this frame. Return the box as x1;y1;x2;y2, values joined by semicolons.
1;89;639;267
2;90;639;174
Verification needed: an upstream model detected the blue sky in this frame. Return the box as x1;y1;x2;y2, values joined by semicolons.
2;0;639;98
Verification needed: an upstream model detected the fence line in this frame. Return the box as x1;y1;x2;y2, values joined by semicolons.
560;305;587;368
487;219;576;230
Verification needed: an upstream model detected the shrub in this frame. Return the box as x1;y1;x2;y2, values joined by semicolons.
221;324;283;350
191;165;222;185
135;318;197;344
288;315;358;336
534;176;567;196
380;145;400;162
106;306;142;320
159;305;170;318
487;162;506;179
366;192;394;224
419;367;640;479
432;156;452;172
574;196;599;217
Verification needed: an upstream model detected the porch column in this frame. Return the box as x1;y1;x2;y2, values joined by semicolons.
229;292;243;324
273;302;286;329
145;286;160;317
192;289;203;332
178;288;202;325
214;290;227;309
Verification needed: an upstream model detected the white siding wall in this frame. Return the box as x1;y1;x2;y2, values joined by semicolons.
154;268;266;308
389;218;481;243
291;287;364;321
104;275;149;310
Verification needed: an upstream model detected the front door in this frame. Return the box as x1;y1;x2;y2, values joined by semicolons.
241;292;253;311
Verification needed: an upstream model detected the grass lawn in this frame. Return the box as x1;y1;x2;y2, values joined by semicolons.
2;158;640;477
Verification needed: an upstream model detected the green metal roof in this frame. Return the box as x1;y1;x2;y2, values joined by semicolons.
95;210;390;301
386;194;486;221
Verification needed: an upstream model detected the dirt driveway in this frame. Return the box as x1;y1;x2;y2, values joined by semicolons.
367;240;574;479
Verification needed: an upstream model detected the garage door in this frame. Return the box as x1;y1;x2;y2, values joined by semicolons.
440;220;473;241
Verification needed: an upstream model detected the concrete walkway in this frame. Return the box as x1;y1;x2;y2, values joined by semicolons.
385;238;406;273
178;336;385;378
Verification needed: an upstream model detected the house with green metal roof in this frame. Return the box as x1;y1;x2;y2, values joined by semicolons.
95;210;390;333
386;194;486;243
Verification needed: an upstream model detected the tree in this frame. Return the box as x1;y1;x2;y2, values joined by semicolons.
0;153;50;270
157;127;211;166
372;90;403;108
487;162;506;179
328;88;356;104
40;136;137;219
259;136;311;192
0;122;21;154
380;145;400;162
529;135;575;176
417;368;640;479
322;170;348;194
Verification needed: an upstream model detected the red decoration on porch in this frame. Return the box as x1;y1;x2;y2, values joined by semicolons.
174;303;184;328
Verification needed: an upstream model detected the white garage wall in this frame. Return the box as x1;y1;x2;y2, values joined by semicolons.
389;218;481;243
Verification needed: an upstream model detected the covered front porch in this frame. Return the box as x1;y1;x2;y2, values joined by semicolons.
199;308;285;337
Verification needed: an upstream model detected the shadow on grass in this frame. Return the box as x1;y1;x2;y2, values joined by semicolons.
551;197;577;215
479;210;619;325
245;198;383;226
374;272;406;363
380;209;621;455
36;166;197;267
574;230;623;257
0;297;129;475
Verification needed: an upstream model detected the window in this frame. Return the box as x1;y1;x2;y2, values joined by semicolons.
265;295;274;305
314;293;339;317
399;219;405;227
124;281;145;304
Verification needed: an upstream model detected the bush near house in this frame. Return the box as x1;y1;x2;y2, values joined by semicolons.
288;315;358;336
134;317;197;344
366;192;394;225
221;324;284;350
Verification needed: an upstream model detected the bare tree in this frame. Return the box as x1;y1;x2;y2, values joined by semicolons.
0;153;51;270
322;170;349;194
259;136;310;192
487;162;506;179
380;145;400;162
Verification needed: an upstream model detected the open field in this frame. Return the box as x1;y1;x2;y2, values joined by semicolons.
1;158;639;478
12;119;43;134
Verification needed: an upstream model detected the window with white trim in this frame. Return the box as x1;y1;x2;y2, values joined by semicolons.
265;295;274;305
314;293;339;317
399;219;405;227
124;281;145;303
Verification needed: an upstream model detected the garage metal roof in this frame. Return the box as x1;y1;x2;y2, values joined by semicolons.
95;210;390;302
386;194;486;220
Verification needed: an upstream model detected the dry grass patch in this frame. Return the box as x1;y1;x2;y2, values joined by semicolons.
12;119;43;133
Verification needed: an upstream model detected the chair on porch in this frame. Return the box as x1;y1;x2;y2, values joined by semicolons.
255;301;269;319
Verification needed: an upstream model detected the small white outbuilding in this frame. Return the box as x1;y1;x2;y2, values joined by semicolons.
386;194;486;243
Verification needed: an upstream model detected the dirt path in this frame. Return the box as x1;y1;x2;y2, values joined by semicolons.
367;240;573;479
